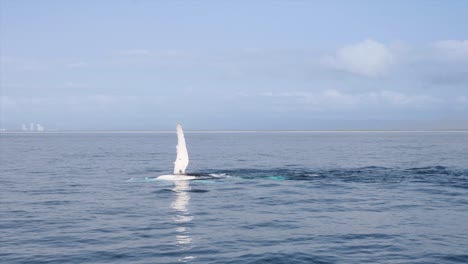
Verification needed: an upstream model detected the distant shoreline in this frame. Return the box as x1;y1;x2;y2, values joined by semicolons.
1;130;468;134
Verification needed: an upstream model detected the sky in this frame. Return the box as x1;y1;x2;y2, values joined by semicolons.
1;0;467;130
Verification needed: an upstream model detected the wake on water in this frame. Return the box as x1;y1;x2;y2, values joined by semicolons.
127;166;468;189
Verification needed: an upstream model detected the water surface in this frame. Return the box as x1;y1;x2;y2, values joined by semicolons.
1;132;468;263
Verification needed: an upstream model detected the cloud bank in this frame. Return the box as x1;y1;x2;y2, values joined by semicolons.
1;38;467;129
259;89;443;110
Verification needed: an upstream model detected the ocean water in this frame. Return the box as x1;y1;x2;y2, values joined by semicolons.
1;131;468;264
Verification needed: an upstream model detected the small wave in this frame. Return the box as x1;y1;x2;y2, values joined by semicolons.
126;177;158;183
222;252;336;264
436;254;468;263
187;189;209;193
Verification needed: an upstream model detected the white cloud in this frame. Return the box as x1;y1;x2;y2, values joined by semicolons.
433;40;468;61
118;49;152;56
260;89;440;109
65;82;89;88
0;96;18;108
321;39;394;77
0;95;165;110
66;61;88;68
456;95;468;103
0;56;49;71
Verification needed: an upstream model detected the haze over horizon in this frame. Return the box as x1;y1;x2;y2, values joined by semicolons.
1;1;467;130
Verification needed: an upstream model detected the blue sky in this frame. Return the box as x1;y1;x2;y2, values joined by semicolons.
1;0;467;130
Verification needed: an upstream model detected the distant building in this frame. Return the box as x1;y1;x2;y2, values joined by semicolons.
30;123;35;131
36;124;44;131
22;124;28;131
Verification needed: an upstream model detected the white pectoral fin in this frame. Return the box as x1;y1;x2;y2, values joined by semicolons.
173;124;189;175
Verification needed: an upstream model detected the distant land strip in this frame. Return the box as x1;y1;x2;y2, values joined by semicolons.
1;130;468;133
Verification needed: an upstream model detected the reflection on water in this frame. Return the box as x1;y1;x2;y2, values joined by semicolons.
171;180;194;261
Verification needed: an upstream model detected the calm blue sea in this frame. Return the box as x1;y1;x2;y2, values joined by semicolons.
1;132;468;264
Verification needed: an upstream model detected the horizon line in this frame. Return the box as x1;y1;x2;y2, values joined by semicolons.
1;129;468;134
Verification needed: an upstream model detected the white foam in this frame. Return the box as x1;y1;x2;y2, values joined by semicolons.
126;177;159;182
209;173;229;178
157;175;197;181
